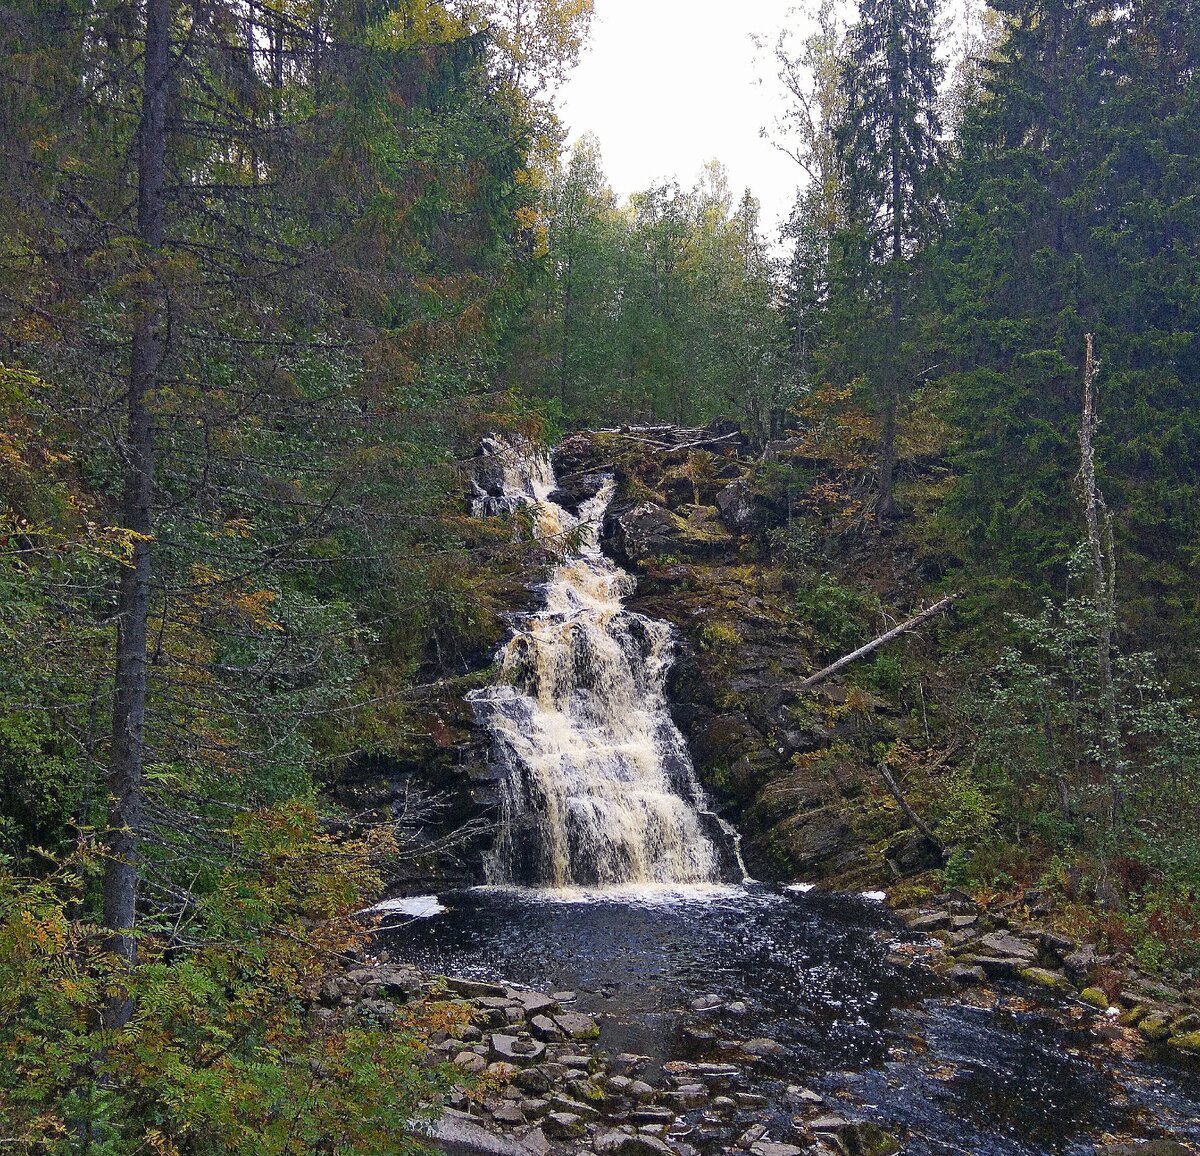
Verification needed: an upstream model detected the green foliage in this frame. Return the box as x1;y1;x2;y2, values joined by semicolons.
0;806;453;1155
792;575;877;654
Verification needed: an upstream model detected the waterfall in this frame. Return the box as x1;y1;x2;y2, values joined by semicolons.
469;436;739;889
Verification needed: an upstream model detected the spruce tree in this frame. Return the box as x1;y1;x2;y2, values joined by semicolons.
831;0;944;519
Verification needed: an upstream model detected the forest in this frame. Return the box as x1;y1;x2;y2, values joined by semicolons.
2;0;1200;1151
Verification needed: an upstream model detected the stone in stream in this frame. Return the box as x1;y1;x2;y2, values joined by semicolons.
740;1037;789;1057
1096;1144;1192;1156
445;976;509;999
948;963;987;984
690;992;724;1012
749;1144;807;1156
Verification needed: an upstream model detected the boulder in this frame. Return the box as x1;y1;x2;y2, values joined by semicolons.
553;1011;600;1040
542;1111;585;1140
1020;967;1073;995
976;932;1038;963
490;1034;545;1064
715;478;760;531
607;502;730;566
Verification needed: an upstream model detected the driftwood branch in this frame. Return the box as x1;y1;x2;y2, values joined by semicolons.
797;595;958;692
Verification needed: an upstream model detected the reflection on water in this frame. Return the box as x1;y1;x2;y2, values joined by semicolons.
384;883;1200;1155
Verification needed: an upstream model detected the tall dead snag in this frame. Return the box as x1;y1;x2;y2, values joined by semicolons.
104;0;170;1030
1078;333;1120;822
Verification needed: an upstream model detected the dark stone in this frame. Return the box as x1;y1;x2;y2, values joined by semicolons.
885;830;943;874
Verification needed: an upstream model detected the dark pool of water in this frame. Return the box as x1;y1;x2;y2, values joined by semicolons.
383;883;1200;1155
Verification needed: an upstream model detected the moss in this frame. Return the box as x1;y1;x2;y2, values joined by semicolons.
1080;986;1110;1010
1166;1031;1200;1055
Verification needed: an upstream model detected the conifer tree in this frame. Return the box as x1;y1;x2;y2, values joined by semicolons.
831;0;944;519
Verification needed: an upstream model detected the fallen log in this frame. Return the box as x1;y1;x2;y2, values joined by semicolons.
797;594;958;693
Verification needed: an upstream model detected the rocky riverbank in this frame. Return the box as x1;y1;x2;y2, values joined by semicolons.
891;886;1200;1063
312;915;1198;1156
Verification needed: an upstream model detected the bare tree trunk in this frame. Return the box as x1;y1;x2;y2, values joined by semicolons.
1078;333;1120;823
103;0;169;1031
797;595;957;692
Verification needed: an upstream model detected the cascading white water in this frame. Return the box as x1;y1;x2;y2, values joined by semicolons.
469;436;735;889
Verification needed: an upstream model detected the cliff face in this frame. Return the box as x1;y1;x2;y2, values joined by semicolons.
554;425;943;890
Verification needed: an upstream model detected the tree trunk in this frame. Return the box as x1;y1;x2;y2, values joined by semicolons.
103;0;169;1031
1078;333;1121;823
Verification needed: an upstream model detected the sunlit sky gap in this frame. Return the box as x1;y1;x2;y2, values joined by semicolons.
556;0;976;242
556;0;806;239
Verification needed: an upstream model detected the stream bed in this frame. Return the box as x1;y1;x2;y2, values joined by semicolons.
387;882;1200;1155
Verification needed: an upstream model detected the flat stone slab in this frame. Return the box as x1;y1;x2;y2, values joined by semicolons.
490;1034;545;1063
978;932;1038;961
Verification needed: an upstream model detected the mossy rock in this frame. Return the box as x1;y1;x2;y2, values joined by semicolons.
1080;986;1110;1010
1138;1011;1172;1041
1166;1030;1200;1056
1021;967;1073;995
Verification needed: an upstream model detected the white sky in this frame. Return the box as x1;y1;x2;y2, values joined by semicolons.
556;0;806;241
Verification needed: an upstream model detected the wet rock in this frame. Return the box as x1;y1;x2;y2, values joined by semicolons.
610;1053;648;1075
903;911;951;933
741;1037;788;1057
446;977;509;999
749;1144;807;1156
808;1118;900;1156
948;963;987;984
690;992;724;1012
666;1083;708;1110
